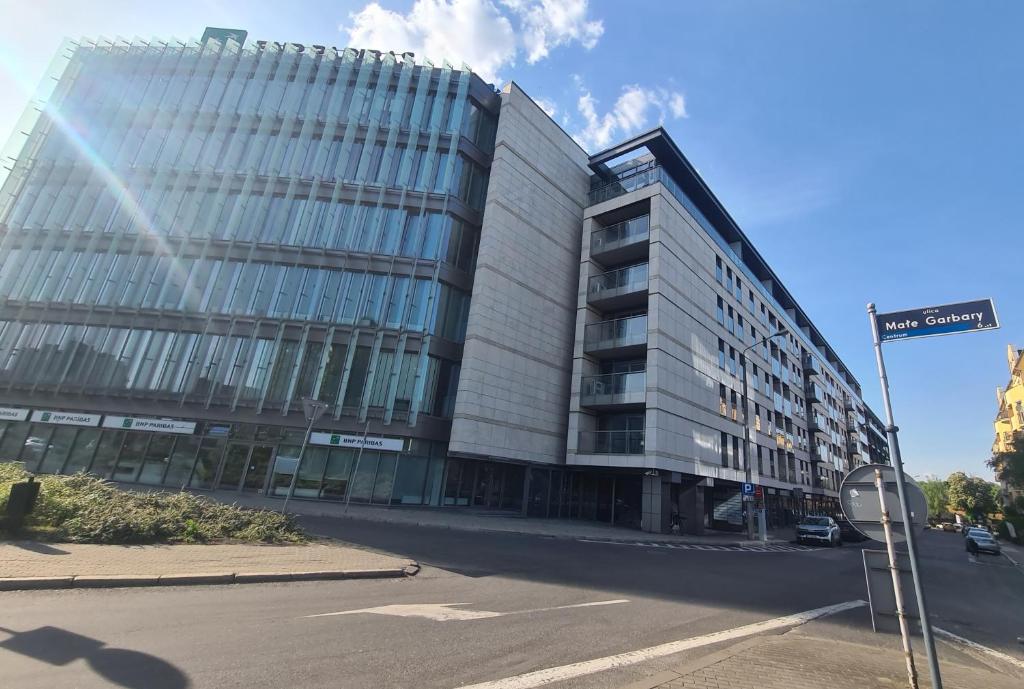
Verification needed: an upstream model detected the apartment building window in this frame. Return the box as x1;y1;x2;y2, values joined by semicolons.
764;372;770;396
733;436;741;470
750;325;757;346
730;390;739;421
754;403;762;431
727;306;734;334
748;290;755;313
769;449;776;478
760;303;768;325
716;296;724;325
718;339;726;369
734;277;742;302
736;314;744;338
756;445;763;475
729;346;737;376
719;384;728;416
715;256;723;284
721;431;729;467
726;267;733;293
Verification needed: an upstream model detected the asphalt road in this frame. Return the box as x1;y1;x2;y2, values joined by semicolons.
1;520;1021;689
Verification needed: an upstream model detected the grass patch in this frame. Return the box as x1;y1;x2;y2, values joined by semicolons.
0;462;306;545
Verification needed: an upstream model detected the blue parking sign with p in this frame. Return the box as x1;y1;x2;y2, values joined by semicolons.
742;483;755;496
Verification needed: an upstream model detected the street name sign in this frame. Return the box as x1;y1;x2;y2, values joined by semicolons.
875;298;998;342
840;464;928;543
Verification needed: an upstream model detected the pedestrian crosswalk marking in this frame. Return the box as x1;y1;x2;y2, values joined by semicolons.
578;539;817;553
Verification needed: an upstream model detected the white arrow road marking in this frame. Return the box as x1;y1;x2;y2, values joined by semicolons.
305;599;629;622
453;599;867;689
934;627;1024;671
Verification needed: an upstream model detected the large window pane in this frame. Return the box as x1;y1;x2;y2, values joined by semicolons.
320;448;354;500
0;421;31;462
63;428;100;474
392;454;428;505
163;437;200;489
111;432;150;483
39;426;77;474
21;424;54;472
372;453;397;504
295;446;328;497
138;435;175;485
189;438;226;489
347;451;379;504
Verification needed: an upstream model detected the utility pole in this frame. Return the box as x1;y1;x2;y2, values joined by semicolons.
282;398;328;515
741;328;788;541
868;303;943;689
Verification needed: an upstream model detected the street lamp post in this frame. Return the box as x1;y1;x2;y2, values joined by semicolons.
282;398;329;514
740;328;788;541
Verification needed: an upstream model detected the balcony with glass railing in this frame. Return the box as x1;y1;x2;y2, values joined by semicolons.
590;215;650;263
583;315;648;357
579;371;646;408
577;429;645;455
587;263;648;309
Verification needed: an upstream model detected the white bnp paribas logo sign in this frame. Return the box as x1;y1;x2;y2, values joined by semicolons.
309;432;405;452
102;416;196;435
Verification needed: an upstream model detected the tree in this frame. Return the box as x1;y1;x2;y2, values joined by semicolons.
988;435;1024;491
918;479;949;520
946;472;999;520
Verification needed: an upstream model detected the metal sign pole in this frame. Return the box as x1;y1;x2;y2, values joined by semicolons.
874;467;918;688
868;303;943;689
343;420;372;514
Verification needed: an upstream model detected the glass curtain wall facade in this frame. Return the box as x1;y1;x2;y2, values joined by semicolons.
0;32;499;506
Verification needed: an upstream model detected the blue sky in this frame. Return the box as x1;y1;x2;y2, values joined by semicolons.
1;1;1020;480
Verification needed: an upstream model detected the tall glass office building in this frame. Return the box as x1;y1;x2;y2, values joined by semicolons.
0;28;499;504
0;27;885;530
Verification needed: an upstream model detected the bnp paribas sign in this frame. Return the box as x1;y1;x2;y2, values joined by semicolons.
874;298;999;342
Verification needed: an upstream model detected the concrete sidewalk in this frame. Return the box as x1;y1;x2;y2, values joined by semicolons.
0;541;416;590
203;489;797;546
625;615;1024;689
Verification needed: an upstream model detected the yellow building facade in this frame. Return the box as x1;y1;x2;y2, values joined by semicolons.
993;344;1024;505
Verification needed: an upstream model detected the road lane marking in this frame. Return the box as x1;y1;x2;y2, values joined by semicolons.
934;627;1024;671
453;599;866;689
305;599;629;622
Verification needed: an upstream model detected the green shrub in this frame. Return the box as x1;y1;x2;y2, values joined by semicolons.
0;461;305;544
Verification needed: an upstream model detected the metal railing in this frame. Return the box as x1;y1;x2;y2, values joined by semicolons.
580;371;646;404
583;315;647;352
590;215;650;255
577;430;645;454
587;264;648;301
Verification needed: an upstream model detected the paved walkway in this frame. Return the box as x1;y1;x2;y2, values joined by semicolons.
0;541;412;579
203;489;798;546
628;619;1024;689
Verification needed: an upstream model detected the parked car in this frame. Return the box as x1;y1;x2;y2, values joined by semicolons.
963;526;990;540
940;522;957;532
797;516;841;546
966;530;1001;555
836;517;867;542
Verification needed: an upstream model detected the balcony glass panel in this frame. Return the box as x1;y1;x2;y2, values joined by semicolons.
584;315;647;352
580;371;646;405
577;430;645;454
587;264;648;301
590;215;649;256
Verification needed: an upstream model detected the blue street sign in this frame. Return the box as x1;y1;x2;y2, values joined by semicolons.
875;298;998;343
742;482;755;496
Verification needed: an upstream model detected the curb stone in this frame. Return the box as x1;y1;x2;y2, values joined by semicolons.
301;512;789;548
0;563;419;591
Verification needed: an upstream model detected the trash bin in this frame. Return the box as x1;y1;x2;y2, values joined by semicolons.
5;476;40;532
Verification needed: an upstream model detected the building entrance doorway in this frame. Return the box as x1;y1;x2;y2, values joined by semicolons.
217;443;275;493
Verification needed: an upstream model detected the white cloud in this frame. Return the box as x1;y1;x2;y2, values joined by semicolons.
343;0;517;83
533;97;557;119
341;0;603;84
503;0;604;64
572;83;688;152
